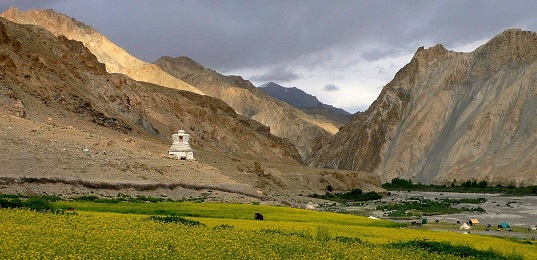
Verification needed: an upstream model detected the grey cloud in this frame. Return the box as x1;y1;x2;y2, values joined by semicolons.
342;104;367;115
4;0;537;114
426;0;537;48
249;67;302;83
5;0;537;74
322;84;340;92
0;1;441;71
362;48;403;62
375;66;387;75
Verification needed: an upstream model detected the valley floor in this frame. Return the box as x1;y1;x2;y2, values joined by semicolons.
318;191;537;240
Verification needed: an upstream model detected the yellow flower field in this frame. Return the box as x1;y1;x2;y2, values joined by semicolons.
0;206;534;259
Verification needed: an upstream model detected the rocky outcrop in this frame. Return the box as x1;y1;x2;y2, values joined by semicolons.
0;6;202;94
311;29;537;186
155;56;339;159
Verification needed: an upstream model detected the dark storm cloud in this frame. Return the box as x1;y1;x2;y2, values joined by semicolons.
249;67;302;83
322;84;340;92
2;0;537;83
0;1;439;71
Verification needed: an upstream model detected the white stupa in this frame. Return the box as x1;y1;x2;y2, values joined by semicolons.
168;130;194;160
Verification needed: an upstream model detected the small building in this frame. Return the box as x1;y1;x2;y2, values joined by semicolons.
469;218;480;226
168;130;194;160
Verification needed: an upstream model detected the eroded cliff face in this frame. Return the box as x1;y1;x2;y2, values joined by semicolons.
154;56;338;160
0;7;203;94
311;29;537;186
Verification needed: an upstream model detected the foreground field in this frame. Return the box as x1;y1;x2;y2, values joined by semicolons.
0;202;535;259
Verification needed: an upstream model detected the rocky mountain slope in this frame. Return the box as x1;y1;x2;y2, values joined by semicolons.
0;6;202;94
259;82;353;126
0;16;300;164
260;82;320;108
0;16;381;201
311;29;537;186
154;56;339;159
2;7;339;161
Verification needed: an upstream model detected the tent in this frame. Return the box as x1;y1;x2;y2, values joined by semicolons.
469;218;480;226
459;223;471;230
499;222;510;228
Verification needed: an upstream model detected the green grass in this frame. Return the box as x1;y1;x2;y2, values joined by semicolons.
391;239;523;260
53;201;402;228
377;197;486;217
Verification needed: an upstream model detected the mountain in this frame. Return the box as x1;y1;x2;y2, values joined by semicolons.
154;56;339;159
259;82;320;108
0;6;203;94
2;7;339;161
0;16;300;164
310;29;537;186
0;17;382;201
259;82;353;126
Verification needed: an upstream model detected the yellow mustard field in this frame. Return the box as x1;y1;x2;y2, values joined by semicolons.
0;207;534;259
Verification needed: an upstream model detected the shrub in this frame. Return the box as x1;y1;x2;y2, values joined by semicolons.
213;224;234;231
25;198;54;212
75;196;99;201
309;189;381;202
315;226;331;243
0;198;24;208
148;215;204;226
0;196;54;212
334;236;362;244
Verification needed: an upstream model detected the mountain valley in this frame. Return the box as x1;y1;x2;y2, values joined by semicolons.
1;6;537;205
0;11;379;203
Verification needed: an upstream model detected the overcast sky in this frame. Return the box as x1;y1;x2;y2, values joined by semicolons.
3;1;537;113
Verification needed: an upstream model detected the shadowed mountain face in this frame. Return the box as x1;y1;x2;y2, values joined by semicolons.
0;6;203;94
1;7;339;161
259;82;353;126
0;16;385;200
310;29;537;186
260;82;320;108
0;17;301;164
154;56;339;160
